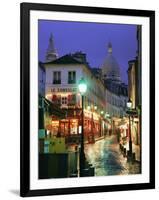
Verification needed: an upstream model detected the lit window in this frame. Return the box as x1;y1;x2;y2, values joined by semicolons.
61;97;67;105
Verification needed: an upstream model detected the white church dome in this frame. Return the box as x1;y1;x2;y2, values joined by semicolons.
102;42;121;82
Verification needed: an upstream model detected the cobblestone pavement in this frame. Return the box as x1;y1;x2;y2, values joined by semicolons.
85;135;141;176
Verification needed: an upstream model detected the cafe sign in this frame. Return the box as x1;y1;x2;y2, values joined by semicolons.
51;87;77;93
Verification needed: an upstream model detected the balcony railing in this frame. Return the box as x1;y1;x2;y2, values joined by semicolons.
53;80;61;84
68;79;76;84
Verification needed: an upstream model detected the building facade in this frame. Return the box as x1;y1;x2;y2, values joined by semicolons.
100;42;128;136
44;52;108;143
105;81;128;118
126;25;141;161
38;62;47;132
127;27;141;146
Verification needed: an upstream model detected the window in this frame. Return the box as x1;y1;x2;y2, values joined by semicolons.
68;71;76;84
68;94;76;105
52;95;61;105
53;71;61;84
61;96;67;105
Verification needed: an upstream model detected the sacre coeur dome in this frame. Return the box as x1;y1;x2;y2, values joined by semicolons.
102;42;121;82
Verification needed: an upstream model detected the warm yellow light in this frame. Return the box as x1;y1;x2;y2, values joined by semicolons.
52;120;59;125
45;94;52;99
71;119;78;123
134;118;139;122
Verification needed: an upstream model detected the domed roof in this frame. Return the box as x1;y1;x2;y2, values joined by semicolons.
102;43;121;81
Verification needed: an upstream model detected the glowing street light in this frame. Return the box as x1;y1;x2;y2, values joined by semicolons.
101;110;104;115
127;98;132;109
105;112;110;118
78;78;87;95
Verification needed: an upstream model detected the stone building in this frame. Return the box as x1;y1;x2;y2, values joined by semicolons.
43;50;109;143
101;42;128;118
127;25;142;146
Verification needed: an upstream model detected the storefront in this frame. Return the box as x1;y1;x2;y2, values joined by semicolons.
43;100;66;135
131;116;140;145
83;110;103;143
51;118;79;136
119;123;128;146
118;116;140;147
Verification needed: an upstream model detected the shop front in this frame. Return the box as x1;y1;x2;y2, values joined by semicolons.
60;118;79;136
83;110;102;143
51;117;81;144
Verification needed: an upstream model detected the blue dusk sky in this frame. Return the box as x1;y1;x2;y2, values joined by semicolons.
38;20;138;84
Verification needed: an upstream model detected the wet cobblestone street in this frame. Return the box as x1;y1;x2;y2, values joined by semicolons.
85;135;141;176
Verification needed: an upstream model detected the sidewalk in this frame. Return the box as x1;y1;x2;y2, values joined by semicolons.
122;142;141;162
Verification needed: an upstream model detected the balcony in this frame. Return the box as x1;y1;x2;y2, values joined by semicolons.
68;80;76;84
53;80;61;84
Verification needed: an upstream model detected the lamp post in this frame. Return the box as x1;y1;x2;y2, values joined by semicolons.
105;112;110;136
100;110;104;137
78;78;87;176
127;99;132;155
94;105;97;111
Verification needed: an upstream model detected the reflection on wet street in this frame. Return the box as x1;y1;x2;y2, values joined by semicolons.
85;135;141;176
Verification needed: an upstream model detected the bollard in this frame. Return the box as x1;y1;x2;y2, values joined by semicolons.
89;166;95;176
132;152;136;162
82;168;89;176
123;148;126;157
127;150;131;162
121;145;124;152
127;151;136;163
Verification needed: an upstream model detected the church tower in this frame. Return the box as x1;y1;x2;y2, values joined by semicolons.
102;42;121;82
45;33;58;62
108;42;112;54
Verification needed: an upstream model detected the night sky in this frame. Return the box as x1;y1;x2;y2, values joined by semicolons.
38;20;137;83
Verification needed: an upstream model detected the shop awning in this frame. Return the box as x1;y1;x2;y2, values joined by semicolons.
44;97;66;119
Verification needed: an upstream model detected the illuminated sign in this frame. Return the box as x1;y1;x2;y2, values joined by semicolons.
51;87;77;93
52;120;59;126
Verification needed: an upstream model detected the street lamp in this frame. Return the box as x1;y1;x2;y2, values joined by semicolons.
100;110;104;137
105;112;110;118
100;110;104;115
78;78;87;176
127;98;132;109
78;78;87;95
127;99;133;156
